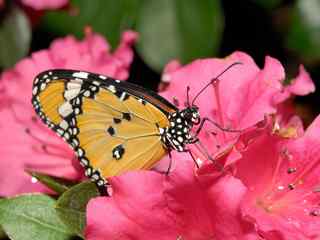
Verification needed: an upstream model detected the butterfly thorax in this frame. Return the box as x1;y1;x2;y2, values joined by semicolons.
160;106;200;152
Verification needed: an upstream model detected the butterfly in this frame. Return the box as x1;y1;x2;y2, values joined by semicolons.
31;63;241;187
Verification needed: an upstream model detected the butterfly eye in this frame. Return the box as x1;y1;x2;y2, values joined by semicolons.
192;116;200;125
191;111;200;125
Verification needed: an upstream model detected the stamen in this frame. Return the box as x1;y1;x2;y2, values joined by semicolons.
310;210;320;216
287;167;297;174
213;80;226;141
289;148;320;189
288;183;295;190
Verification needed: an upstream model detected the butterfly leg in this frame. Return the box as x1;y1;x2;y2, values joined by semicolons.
196;139;224;171
165;150;173;175
187;138;224;171
194;117;241;138
184;148;200;168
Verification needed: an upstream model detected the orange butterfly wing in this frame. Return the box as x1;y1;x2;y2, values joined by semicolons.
32;70;176;186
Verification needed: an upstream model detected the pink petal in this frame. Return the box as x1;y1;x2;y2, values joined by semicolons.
86;159;258;240
21;0;68;10
273;65;315;105
86;171;178;240
236;116;320;239
286;65;315;96
161;60;182;83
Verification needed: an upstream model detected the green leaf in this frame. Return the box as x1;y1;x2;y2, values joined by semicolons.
55;181;100;237
26;170;78;195
286;0;320;61
0;5;31;68
42;0;141;48
0;194;75;240
136;0;224;72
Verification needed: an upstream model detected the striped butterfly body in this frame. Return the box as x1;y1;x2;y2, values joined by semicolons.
31;69;201;186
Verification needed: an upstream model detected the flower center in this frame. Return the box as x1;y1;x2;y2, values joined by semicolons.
256;147;320;217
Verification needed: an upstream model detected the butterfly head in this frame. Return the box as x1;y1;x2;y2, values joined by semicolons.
181;106;200;125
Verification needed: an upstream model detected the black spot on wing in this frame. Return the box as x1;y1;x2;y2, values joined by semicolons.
113;118;121;124
112;145;125;160
122;112;131;121
107;126;115;136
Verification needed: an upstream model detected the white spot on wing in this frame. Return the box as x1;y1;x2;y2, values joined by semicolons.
107;85;116;93
77;148;84;157
40;83;46;90
80;158;88;166
32;86;38;95
67;80;82;90
119;92;127;101
59;120;69;130
159;128;164;134
72;71;89;79
57;128;64;136
84;90;91;97
64;88;81;100
114;151;120;159
58;102;73;117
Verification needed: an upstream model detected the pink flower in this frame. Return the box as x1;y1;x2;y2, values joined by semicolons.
85;53;316;239
0;30;137;196
86;158;260;240
159;53;314;166
160;52;285;159
236;116;320;240
21;0;68;10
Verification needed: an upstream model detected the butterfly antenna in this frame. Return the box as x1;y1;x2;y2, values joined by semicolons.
186;86;191;107
191;62;242;106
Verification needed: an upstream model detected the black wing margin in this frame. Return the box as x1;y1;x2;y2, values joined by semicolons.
33;69;178;115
